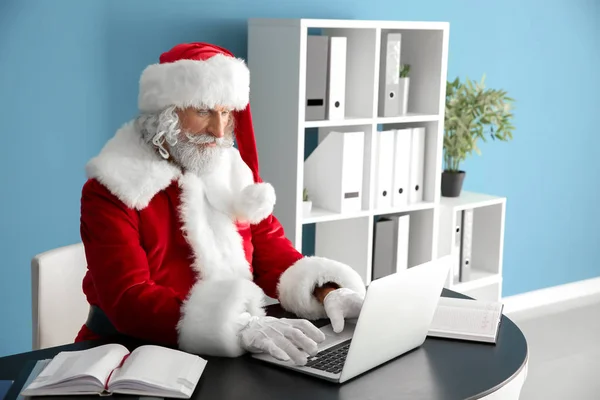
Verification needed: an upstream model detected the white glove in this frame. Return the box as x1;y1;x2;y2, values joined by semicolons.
323;288;365;333
239;315;326;365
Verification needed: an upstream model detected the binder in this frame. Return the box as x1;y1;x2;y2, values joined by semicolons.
305;35;328;121
326;37;347;120
381;33;402;117
374;130;395;209
303;131;365;214
460;209;474;282
453;210;462;284
408;127;426;203
391;128;411;208
372;215;410;280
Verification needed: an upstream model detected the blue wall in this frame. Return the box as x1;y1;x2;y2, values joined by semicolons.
0;0;598;356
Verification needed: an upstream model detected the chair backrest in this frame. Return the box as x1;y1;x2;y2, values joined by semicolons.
31;242;89;350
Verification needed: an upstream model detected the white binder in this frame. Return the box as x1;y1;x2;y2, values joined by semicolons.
326;37;347;120
392;128;411;208
303;131;365;214
374;130;395;209
372;214;410;280
460;209;474;282
305;36;328;121
453;210;462;284
381;33;402;117
408;127;426;203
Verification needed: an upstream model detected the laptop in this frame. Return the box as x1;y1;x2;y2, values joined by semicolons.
252;255;451;383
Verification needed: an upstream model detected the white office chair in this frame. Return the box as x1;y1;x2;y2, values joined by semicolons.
31;242;90;350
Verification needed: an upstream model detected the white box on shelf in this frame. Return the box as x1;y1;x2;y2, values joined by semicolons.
305;35;329;121
373;130;395;209
408;127;425;204
326;37;347;120
304;130;365;214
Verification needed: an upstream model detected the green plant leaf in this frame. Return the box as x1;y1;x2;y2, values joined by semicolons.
443;74;516;171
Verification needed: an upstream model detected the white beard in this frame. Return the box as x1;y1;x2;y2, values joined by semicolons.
169;132;234;176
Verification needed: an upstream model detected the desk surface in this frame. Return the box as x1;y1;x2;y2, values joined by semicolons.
0;289;528;400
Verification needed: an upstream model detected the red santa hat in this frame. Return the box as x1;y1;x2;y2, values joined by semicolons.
138;42;261;182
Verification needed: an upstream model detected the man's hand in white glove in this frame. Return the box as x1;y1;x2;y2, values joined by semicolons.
323;288;365;333
239;315;326;365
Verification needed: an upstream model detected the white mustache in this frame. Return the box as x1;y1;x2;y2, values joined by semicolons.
184;132;233;148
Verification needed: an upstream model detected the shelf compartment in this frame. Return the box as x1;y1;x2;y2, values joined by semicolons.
372;207;436;270
303;27;378;123
377;28;446;117
376;120;442;205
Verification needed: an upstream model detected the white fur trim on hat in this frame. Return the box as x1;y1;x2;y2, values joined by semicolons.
138;54;250;113
277;256;366;320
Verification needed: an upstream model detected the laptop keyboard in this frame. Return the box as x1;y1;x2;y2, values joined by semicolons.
305;341;351;374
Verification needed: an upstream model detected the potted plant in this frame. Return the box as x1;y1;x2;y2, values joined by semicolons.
442;75;516;197
398;64;410;115
302;188;312;215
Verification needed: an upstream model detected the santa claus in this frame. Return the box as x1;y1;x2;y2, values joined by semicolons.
76;42;366;366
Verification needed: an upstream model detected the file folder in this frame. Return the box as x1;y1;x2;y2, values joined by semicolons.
460;209;474;282
304;131;365;214
408;127;426;203
305;35;328;121
372;215;410;280
453;210;462;284
374;130;395;209
326;37;347;120
392;128;411;208
381;33;402;117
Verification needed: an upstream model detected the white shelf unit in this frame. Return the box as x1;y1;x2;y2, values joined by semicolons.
247;18;462;286
437;192;506;301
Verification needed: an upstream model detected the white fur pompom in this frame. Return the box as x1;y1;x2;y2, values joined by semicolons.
234;183;276;224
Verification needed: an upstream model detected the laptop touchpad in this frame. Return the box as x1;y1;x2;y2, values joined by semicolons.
318;323;355;350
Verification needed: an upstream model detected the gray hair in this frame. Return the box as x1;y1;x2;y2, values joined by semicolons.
135;106;181;159
135;106;236;159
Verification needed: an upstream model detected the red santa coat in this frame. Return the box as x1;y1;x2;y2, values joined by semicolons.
75;121;366;357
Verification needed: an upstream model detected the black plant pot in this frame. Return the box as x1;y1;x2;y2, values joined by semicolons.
441;171;466;197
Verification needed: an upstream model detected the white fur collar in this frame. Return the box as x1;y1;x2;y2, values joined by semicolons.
85;121;181;210
85;121;276;282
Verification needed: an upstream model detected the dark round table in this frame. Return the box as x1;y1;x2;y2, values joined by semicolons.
0;289;528;400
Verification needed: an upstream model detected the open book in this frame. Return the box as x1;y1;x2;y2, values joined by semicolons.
427;297;504;343
20;344;207;398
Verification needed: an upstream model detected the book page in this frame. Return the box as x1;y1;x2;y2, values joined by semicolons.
437;297;503;312
108;345;206;396
24;344;129;390
430;301;502;337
